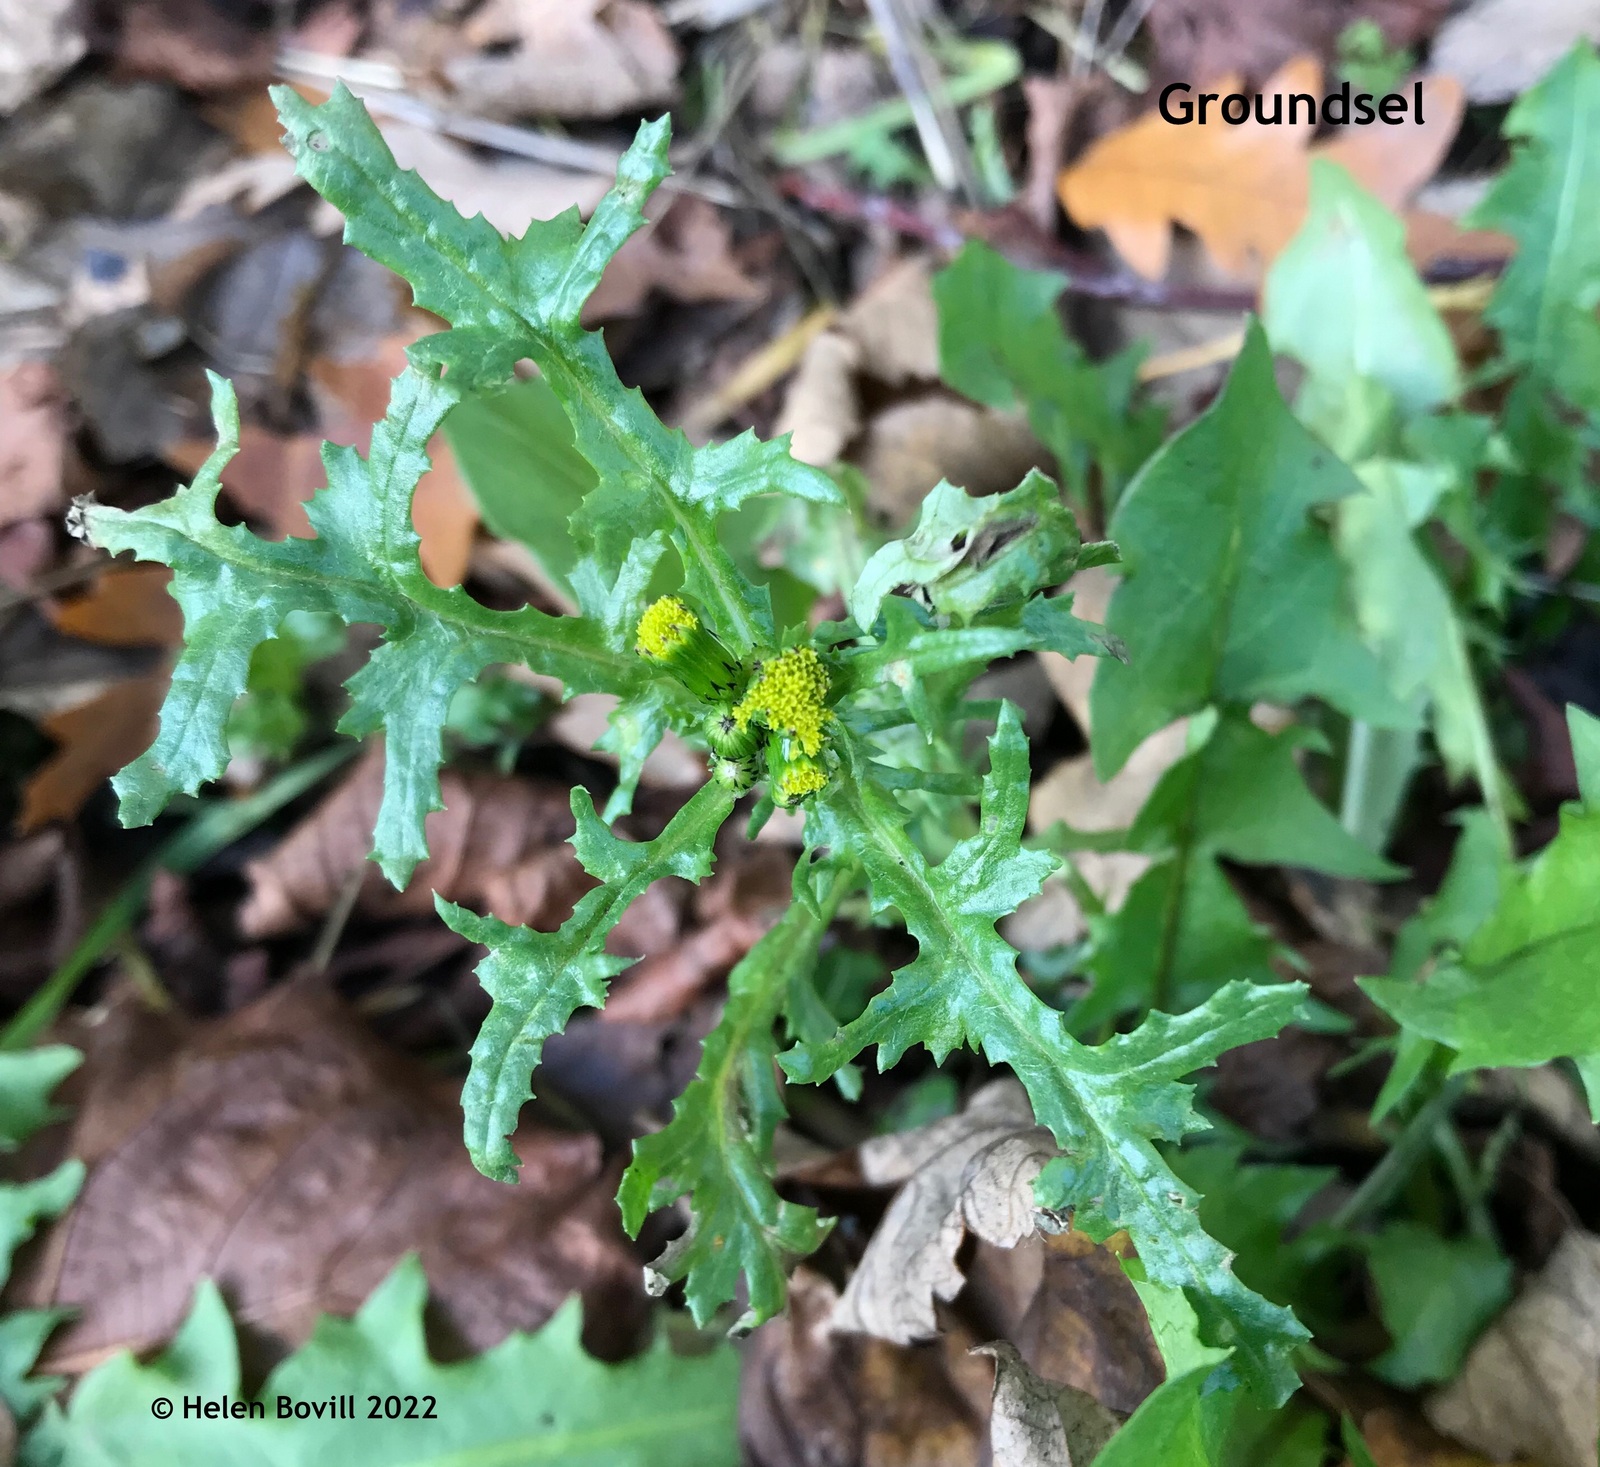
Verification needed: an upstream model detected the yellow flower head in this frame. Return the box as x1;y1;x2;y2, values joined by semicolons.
773;755;829;807
734;646;831;756
635;595;698;659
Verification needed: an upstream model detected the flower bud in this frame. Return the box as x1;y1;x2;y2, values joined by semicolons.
634;596;743;703
712;752;761;794
705;705;759;760
766;735;829;808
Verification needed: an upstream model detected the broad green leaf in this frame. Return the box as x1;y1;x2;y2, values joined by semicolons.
1337;456;1510;836
1092;1369;1226;1467
1076;713;1395;1024
1363;1223;1511;1388
274;85;840;658
781;705;1310;1402
1265;161;1459;423
441;780;735;1183
1472;42;1600;415
444;373;597;598
1090;322;1404;778
850;471;1081;632
1363;709;1600;1070
934;242;1163;502
618;857;855;1327
30;1256;740;1467
0;1046;78;1150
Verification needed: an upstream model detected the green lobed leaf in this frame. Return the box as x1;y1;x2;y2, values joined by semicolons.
934;242;1163;503
273;85;840;659
618;856;855;1328
849;470;1081;633
1363;707;1600;1070
1471;42;1600;415
780;705;1310;1402
86;369;639;888
440;780;736;1183
1090;321;1406;779
28;1256;740;1467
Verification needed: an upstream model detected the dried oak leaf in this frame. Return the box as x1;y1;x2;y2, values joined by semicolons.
1427;1231;1600;1467
741;1268;991;1467
21;565;184;831
1058;57;1464;279
9;981;645;1372
436;0;679;121
239;748;597;938
583;195;765;324
975;1340;1121;1467
831;1078;1059;1345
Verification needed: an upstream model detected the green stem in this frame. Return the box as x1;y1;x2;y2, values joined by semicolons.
1328;1073;1470;1231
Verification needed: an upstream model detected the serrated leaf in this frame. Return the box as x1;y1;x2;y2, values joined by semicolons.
86;371;641;887
934;242;1163;501
273;85;839;658
1090;321;1406;779
850;470;1081;633
31;1255;740;1467
779;705;1310;1402
1471;41;1600;415
618;858;853;1328
441;780;735;1183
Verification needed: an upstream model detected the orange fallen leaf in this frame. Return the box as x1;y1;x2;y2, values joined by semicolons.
20;675;167;832
47;564;183;648
1058;59;1466;279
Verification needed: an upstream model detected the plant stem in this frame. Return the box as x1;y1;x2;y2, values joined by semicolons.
1328;1073;1471;1231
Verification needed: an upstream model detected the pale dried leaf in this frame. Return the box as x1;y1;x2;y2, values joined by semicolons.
439;0;679;121
977;1341;1074;1467
775;331;862;468
833;1079;1058;1344
1427;1231;1600;1467
1429;0;1600;103
839;258;940;386
0;0;85;114
0;361;67;529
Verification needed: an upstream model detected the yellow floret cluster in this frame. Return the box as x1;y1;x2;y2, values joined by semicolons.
733;647;831;756
634;595;698;659
774;758;829;805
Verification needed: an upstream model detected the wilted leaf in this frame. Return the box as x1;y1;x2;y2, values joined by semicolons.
436;0;680;120
976;1340;1120;1467
34;1255;740;1466
1058;57;1463;278
831;1078;1058;1344
1427;1231;1600;1467
10;984;644;1373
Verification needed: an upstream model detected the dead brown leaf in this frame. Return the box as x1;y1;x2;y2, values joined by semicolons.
1427;1230;1600;1467
975;1340;1122;1467
584;196;765;324
113;0;274;93
741;1268;990;1467
1359;1406;1539;1467
239;749;597;938
1058;58;1465;279
10;982;646;1372
436;0;680;121
1144;0;1450;97
831;1079;1058;1345
0;361;68;530
18;674;167;833
47;564;183;648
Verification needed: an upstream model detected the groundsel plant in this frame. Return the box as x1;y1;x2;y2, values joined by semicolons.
79;86;1314;1405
